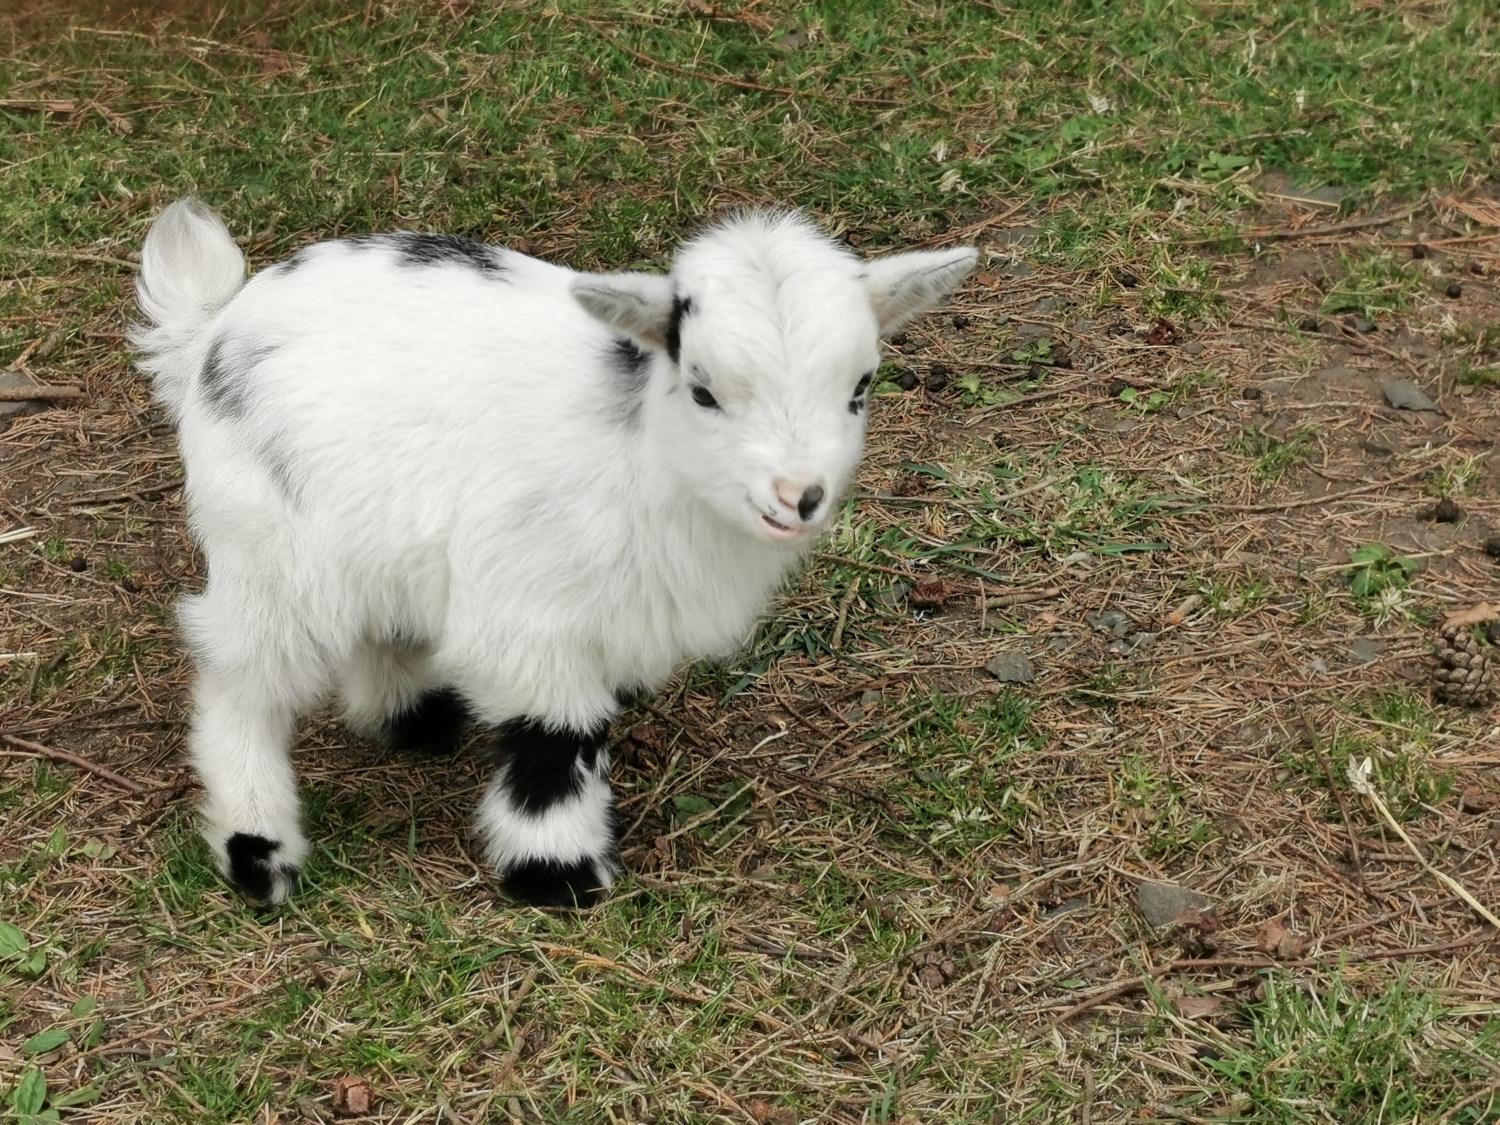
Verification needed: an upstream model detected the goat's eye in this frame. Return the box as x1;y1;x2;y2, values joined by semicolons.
691;385;719;409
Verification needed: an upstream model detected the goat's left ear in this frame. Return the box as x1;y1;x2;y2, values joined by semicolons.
572;273;677;350
862;247;979;336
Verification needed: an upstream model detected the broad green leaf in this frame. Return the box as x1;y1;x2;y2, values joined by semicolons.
42;825;67;857
12;1068;46;1115
21;1028;70;1056
51;1085;102;1108
79;1019;105;1050
0;921;27;957
19;948;46;977
69;996;98;1018
672;795;715;816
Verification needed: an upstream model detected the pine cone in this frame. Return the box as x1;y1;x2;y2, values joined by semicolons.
1434;623;1495;706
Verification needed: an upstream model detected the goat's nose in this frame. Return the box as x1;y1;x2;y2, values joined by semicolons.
774;479;827;522
797;484;825;521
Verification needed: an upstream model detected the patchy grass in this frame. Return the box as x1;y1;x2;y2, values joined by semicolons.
4;1;1500;1123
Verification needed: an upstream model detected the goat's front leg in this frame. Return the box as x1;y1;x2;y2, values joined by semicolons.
476;719;618;907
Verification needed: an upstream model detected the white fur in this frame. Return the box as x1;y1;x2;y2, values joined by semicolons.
133;200;975;902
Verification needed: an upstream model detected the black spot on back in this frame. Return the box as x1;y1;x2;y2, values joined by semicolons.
384;687;472;756
348;232;507;277
199;336;275;418
490;718;610;815
665;294;693;365
605;337;652;428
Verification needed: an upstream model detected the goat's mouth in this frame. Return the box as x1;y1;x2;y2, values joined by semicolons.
759;512;806;542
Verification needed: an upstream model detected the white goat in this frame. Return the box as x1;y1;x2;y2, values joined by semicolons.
132;200;975;907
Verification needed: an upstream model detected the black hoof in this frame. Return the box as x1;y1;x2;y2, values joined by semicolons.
225;832;299;906
385;687;472;755
504;857;609;908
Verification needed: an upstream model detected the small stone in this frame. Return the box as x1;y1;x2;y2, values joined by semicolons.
1446;282;1463;300
952;314;970;329
992;431;1011;450
1362;440;1394;458
1349;638;1382;664
877;583;910;609
1469;261;1486;276
1383;378;1439;412
68;555;87;572
1352;317;1377;334
1138;880;1212;929
1411;243;1428;260
1484;536;1500;560
924;364;950;392
859;689;882;707
1298;316;1320;332
1034;297;1061;313
1115;268;1140;288
1307;656;1329;675
895;368;920;391
985;652;1036;683
889;333;908;347
1003;262;1037;281
1084;608;1132;637
1242;385;1262;400
1182;341;1204;356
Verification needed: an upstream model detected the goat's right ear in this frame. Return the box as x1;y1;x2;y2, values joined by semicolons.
572;273;677;350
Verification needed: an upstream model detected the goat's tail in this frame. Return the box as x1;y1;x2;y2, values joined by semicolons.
130;200;246;415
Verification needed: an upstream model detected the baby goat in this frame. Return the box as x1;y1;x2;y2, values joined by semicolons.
133;200;975;907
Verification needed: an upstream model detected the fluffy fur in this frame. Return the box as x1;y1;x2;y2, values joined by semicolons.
132;199;975;907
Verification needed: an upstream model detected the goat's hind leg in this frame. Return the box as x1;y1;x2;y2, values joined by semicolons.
340;640;472;755
477;719;618;907
182;590;323;906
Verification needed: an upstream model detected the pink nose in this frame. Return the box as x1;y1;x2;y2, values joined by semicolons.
775;479;827;522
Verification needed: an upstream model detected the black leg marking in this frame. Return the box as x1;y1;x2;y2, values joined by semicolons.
385;687;472;755
490;718;609;814
504;856;608;908
225;832;298;905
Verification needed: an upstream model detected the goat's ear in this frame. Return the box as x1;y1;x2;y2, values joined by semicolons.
572;273;677;350
862;247;978;336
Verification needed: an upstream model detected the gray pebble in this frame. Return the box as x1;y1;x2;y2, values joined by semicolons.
1138;880;1213;929
1084;608;1133;637
985;652;1036;683
1382;378;1439;412
878;583;910;608
1349;638;1382;664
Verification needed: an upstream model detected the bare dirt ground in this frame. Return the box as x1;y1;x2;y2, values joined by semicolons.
3;196;1499;1121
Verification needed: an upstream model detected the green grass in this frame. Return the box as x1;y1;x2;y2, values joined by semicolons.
1203;972;1500;1123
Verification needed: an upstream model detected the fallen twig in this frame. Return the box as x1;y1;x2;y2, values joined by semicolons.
1179;209;1415;247
1;732;149;793
0;383;87;402
64;479;184;506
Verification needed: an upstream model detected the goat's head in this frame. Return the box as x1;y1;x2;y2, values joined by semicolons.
573;211;975;546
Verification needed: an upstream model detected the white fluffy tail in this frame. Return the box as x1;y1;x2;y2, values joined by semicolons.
132;200;246;415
